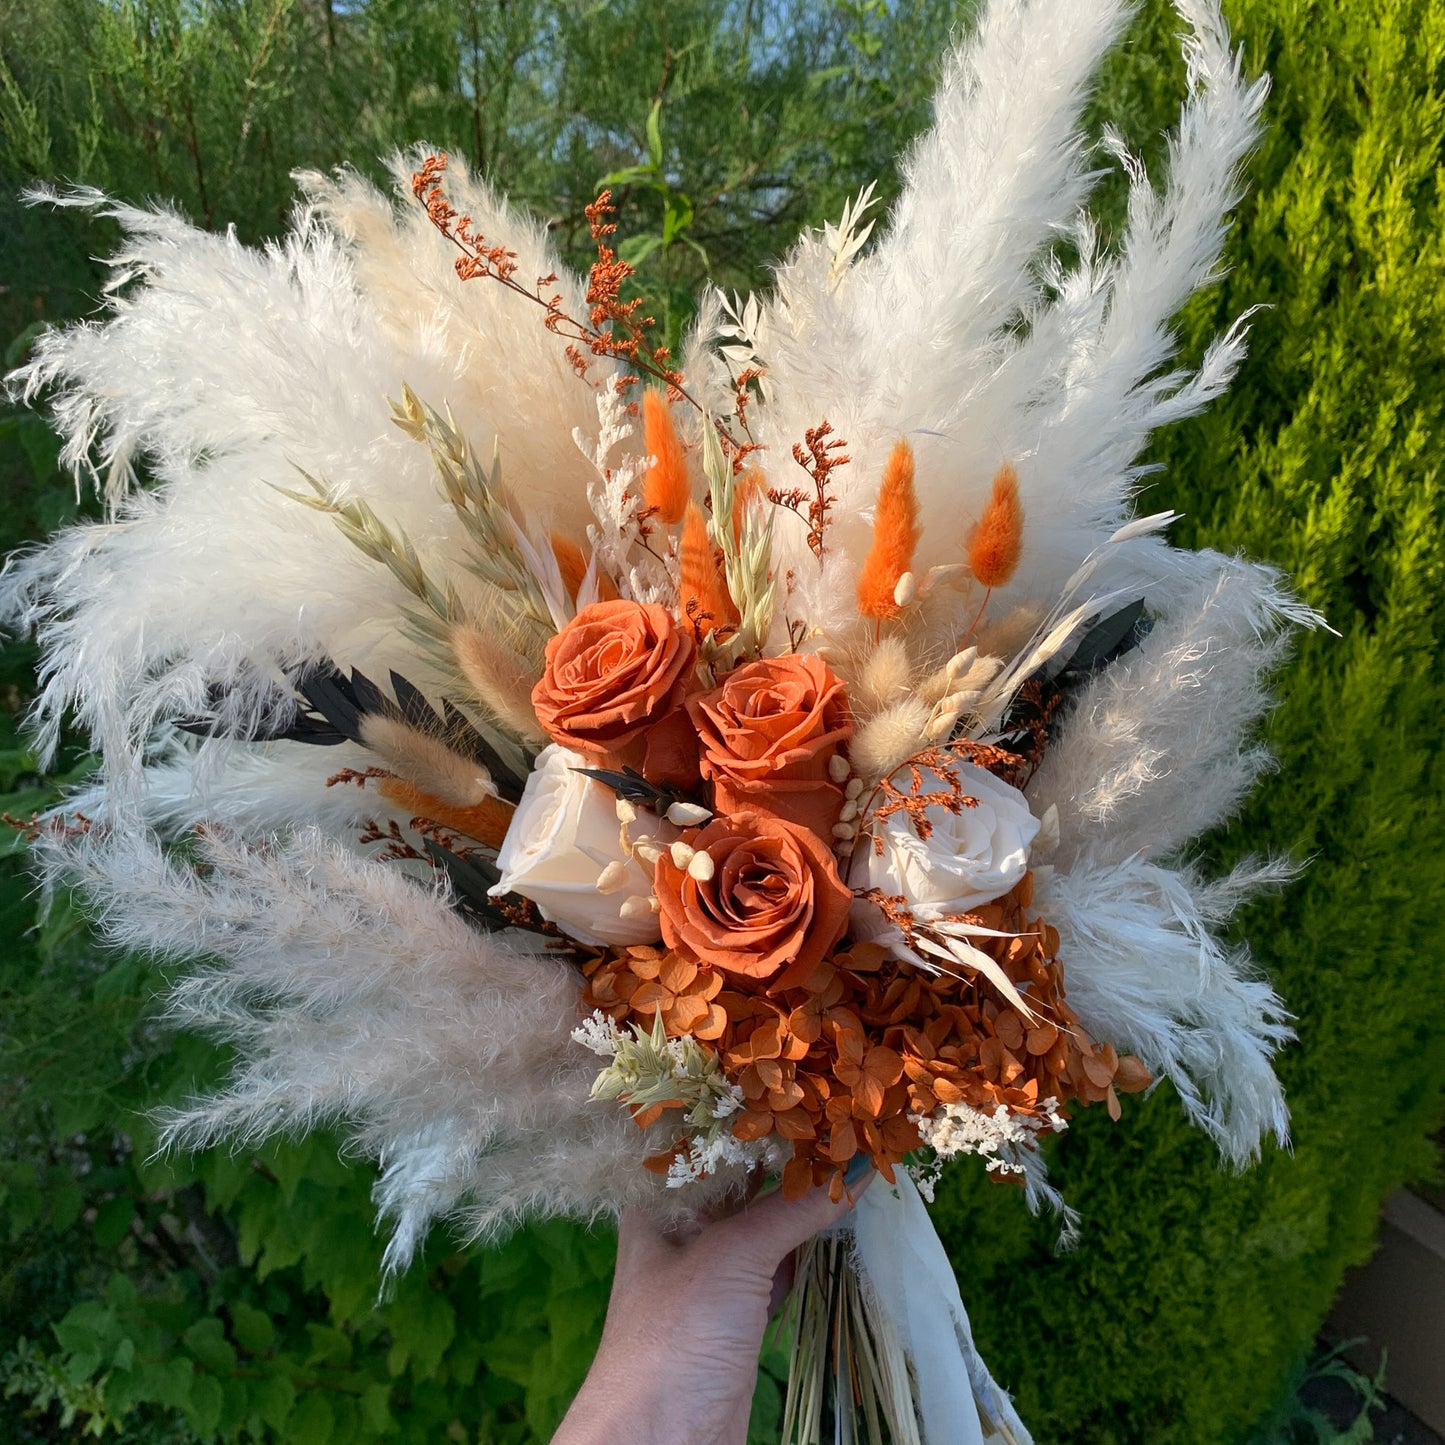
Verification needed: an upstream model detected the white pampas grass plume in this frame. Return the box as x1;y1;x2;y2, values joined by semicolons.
0;157;604;788
714;0;1269;642
44;824;728;1256
1038;854;1292;1164
1030;553;1311;869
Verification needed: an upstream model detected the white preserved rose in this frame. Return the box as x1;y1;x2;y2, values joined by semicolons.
850;762;1039;917
490;744;666;946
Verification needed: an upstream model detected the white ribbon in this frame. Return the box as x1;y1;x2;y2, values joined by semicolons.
851;1173;1034;1445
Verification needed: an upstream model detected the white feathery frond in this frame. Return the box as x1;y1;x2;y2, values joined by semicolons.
1038;854;1292;1165
45;825;730;1256
1029;552;1313;868
61;736;381;841
741;0;1270;644
301;154;612;537
1;162;603;787
749;0;1132;591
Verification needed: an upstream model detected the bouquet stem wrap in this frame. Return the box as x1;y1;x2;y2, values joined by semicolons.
852;1175;1032;1445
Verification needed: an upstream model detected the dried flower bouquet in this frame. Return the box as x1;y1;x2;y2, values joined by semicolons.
3;0;1319;1438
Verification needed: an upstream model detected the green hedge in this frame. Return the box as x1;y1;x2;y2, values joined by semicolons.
2;1;1442;1441
929;0;1445;1440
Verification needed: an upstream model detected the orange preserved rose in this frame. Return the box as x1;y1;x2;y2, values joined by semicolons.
687;653;852;835
532;599;697;761
654;810;852;991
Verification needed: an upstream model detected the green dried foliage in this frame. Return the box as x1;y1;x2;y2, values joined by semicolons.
2;0;1442;1442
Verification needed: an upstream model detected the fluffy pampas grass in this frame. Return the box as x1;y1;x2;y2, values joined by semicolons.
43;824;712;1263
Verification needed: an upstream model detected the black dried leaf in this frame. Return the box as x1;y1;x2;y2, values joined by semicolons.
347;668;392;722
296;665;528;803
422;841;557;940
390;669;442;733
572;765;693;812
1002;599;1154;755
296;666;367;745
174;679;351;746
422;839;507;924
1060;597;1149;677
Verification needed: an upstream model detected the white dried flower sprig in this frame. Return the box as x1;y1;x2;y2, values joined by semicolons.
910;1097;1067;1203
823;181;880;290
573;1010;757;1185
576;387;669;603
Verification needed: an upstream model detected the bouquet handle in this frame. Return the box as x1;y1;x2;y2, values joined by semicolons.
783;1172;1032;1445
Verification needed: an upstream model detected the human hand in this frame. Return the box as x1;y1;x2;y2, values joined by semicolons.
553;1171;872;1445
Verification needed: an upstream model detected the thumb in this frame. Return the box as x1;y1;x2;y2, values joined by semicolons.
713;1168;874;1268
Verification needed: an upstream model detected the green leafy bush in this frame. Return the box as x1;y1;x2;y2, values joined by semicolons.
2;1;1442;1441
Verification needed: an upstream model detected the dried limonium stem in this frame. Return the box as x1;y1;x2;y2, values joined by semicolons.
769;420;849;560
412;155;692;405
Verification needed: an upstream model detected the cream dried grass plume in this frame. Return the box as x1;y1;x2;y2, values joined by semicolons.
695;0;1270;635
449;623;547;746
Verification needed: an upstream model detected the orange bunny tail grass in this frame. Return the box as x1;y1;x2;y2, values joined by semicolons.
968;461;1024;588
376;776;515;850
550;531;588;600
549;530;618;604
642;388;690;525
678;501;739;639
857;439;921;620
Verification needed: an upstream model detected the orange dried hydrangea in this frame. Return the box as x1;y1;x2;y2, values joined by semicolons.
582;871;1151;1201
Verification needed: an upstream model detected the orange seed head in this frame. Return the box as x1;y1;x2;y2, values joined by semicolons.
377;775;514;851
968;462;1024;589
857;439;921;620
642;388;690;525
678;501;739;638
550;530;588;601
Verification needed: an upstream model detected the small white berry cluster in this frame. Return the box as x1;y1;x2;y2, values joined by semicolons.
596;793;716;921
